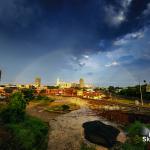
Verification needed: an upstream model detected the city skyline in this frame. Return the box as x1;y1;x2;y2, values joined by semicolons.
0;0;150;86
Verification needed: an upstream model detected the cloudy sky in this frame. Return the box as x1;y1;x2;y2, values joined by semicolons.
0;0;150;86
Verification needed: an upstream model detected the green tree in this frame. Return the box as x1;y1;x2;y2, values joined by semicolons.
21;88;35;102
1;92;27;123
108;86;115;93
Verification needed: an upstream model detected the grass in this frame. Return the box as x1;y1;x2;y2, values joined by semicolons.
45;103;79;113
46;104;70;112
35;95;55;101
80;143;96;150
31;96;55;106
109;97;150;109
0;115;49;150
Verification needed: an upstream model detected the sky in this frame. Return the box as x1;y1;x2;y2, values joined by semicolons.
0;0;150;86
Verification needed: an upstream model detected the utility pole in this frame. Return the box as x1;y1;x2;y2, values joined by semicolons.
139;81;143;106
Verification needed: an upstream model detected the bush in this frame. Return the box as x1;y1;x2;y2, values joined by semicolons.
21;89;35;102
61;104;70;111
126;121;143;137
121;121;148;150
0;92;49;150
4;116;48;150
0;92;27;123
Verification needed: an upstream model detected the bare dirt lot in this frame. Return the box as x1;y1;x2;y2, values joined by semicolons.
27;97;126;150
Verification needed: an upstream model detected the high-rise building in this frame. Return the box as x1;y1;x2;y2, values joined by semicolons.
56;78;72;88
56;78;60;86
79;78;85;88
35;77;41;87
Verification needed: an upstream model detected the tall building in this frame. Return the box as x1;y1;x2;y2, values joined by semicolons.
56;78;86;89
35;77;41;87
79;78;85;88
56;78;72;88
56;78;60;86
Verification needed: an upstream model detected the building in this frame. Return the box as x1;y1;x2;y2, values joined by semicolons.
146;84;150;92
56;78;87;89
35;77;41;88
79;78;85;88
56;78;72;88
77;89;83;96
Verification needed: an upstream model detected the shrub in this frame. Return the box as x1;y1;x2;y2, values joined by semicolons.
126;121;143;137
121;121;148;150
61;104;70;111
21;88;35;102
0;92;49;150
1;92;27;123
5;116;48;150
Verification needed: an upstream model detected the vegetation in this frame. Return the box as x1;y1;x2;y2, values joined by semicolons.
46;104;70;112
118;85;150;101
1;116;48;150
107;83;150;101
80;143;96;150
47;86;59;89
61;104;70;111
1;92;26;123
21;88;35;102
35;95;55;102
121;121;150;150
0;91;49;150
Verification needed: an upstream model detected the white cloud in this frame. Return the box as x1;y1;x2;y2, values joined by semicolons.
79;56;100;70
113;38;128;46
104;0;133;27
104;6;126;26
106;48;129;59
105;61;119;67
83;55;89;59
113;30;144;46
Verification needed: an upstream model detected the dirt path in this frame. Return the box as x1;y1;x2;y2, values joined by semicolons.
27;97;126;150
47;98;125;150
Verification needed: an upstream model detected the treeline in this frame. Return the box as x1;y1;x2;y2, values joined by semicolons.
107;84;150;101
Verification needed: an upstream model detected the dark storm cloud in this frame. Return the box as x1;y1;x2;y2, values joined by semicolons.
0;0;150;57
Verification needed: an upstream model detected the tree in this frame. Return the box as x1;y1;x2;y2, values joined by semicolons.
1;92;27;123
108;86;115;93
21;88;35;102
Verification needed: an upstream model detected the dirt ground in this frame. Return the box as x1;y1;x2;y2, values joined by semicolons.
27;97;126;150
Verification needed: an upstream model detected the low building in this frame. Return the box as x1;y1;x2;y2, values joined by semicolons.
83;91;105;100
77;90;83;96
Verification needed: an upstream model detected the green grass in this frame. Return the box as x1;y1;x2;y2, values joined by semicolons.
1;116;49;150
32;96;55;106
35;95;55;102
46;104;70;112
80;143;96;150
